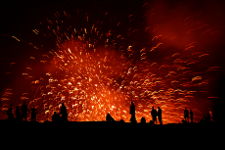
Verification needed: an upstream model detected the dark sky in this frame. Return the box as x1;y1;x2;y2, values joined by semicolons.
0;0;145;33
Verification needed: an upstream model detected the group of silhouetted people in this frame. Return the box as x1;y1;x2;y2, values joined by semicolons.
123;102;196;125
5;102;68;123
184;108;194;123
5;101;200;125
129;102;163;125
151;106;163;125
52;103;68;123
6;103;37;122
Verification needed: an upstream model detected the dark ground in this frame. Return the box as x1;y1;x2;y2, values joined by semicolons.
0;120;224;147
0;120;223;130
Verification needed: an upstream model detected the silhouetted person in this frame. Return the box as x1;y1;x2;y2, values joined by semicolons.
209;111;214;122
130;102;137;124
130;102;135;116
141;117;146;124
190;109;194;123
106;113;115;122
15;106;22;121
157;107;163;125
6;105;14;120
52;112;60;123
21;103;28;121
184;108;189;123
205;111;212;122
59;103;68;122
31;108;37;122
151;106;157;124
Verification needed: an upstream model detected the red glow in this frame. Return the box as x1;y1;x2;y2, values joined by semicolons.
147;0;225;49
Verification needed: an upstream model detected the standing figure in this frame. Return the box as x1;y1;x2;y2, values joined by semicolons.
190;109;194;123
6;105;14;120
21;103;28;121
60;103;68;122
157;107;163;125
130;102;137;124
15;106;21;121
31;108;37;122
184;108;189;123
151;107;157;124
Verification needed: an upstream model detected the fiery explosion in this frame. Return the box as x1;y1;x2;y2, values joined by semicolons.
32;40;131;122
1;1;222;124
